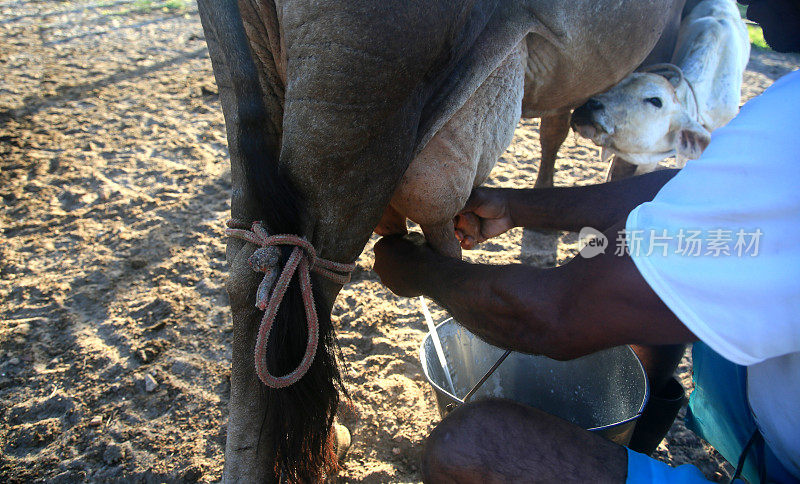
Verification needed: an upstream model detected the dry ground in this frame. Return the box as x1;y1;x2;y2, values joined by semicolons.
1;1;798;482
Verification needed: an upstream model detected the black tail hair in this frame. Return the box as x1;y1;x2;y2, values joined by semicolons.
218;2;344;481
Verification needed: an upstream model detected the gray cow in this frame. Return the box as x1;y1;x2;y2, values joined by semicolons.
197;1;684;481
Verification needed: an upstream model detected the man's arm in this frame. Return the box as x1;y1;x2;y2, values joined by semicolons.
507;169;678;231
455;169;678;249
374;223;697;360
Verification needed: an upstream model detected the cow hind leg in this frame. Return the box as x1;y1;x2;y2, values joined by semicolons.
534;111;571;188
633;163;660;176
522;112;570;267
606;156;639;181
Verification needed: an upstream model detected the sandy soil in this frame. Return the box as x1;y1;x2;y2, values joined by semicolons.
1;1;798;482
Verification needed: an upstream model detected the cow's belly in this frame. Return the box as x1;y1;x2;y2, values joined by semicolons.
390;42;524;229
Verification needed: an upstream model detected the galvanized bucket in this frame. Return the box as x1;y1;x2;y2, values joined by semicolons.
420;319;649;445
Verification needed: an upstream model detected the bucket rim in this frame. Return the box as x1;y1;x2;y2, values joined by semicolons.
419;318;650;432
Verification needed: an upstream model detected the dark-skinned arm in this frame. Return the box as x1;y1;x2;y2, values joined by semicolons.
455;169;679;249
374;222;697;360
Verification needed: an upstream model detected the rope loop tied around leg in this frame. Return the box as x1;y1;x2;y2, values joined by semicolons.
225;219;356;388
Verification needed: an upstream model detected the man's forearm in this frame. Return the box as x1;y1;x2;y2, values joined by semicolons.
414;255;567;356
506;169;679;232
394;220;696;360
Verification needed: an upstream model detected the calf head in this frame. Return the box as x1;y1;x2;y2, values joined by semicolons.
571;72;711;165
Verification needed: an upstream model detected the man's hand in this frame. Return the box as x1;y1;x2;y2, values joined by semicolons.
454;188;515;249
373;233;438;297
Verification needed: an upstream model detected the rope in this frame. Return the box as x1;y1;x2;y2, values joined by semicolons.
639;63;705;126
225;219;356;388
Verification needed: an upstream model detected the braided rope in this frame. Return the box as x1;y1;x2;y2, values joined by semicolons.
225;219;355;388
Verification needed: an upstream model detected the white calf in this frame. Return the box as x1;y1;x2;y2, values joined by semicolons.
571;0;750;176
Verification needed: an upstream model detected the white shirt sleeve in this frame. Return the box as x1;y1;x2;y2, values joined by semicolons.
626;70;800;366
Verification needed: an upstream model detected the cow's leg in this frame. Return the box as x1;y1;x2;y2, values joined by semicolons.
198;1;284;481
521;112;570;266
270;2;534;479
534;111;571;188
202;0;542;479
225;244;276;482
520;228;559;268
633;163;659;176
421;221;462;259
520;113;570;266
606;156;639;181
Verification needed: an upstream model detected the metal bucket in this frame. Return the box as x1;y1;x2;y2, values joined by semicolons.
420;319;649;445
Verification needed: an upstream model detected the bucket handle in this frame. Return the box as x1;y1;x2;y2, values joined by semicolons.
445;349;513;414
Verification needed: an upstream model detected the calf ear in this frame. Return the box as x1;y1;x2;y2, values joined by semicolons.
674;116;711;159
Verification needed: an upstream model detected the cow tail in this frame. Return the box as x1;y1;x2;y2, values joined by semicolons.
215;1;344;481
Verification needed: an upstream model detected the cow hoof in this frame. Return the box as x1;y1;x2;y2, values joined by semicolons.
333;423;351;460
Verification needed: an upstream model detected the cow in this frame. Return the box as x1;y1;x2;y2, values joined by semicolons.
196;1;685;481
571;0;750;178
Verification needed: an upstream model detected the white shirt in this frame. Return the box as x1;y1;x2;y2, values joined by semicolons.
626;69;800;477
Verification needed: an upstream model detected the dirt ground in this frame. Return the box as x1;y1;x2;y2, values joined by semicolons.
1;1;798;482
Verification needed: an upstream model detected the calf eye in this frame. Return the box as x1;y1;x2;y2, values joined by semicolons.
645;97;663;108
